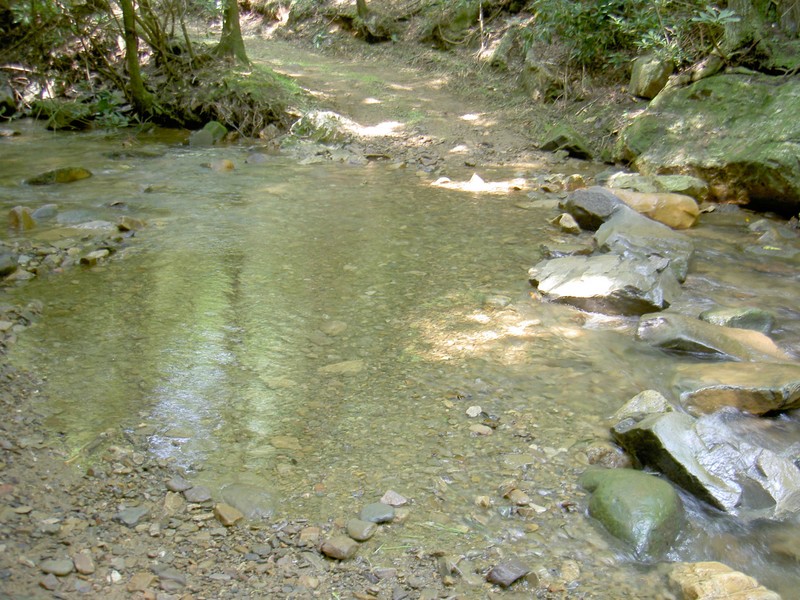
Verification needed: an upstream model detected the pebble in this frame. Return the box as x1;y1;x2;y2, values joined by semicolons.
166;475;193;492
320;535;359;560
114;505;149;527
469;423;493;435
40;558;75;576
380;489;409;506
486;558;530;588
360;502;395;523
346;518;378;541
466;405;482;418
183;485;212;503
214;502;244;527
73;551;95;575
39;573;59;590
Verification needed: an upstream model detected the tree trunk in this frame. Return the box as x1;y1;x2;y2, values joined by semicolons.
213;0;249;64
119;0;153;115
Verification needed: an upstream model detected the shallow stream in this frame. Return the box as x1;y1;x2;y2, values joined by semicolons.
2;120;800;598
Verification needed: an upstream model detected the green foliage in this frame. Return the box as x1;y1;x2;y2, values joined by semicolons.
527;0;747;71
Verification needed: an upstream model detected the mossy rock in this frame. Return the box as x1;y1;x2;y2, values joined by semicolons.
617;73;800;215
580;467;684;557
25;167;93;185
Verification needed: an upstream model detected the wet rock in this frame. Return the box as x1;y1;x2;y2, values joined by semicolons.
612;408;800;518
580;467;683;557
668;562;781;600
80;249;110;266
0;80;15;117
165;474;193;492
595;205;694;282
190;120;227;146
549;213;581;234
114;505;149;527
360;502;395;523
32;204;58;221
72;551;95;575
0;252;16;277
40;558;75;576
380;490;409;507
346;518;377;541
25;167;92;185
610;189;699;229
214;502;244;526
39;573;59;590
117;216;145;232
320;535;359;560
637;313;791;362
206;159;235;172
629;55;673;99
183;485;212;503
674;362;800;416
699;307;776;335
529;253;681;316
486;558;530;588
320;320;348;336
220;483;275;519
560;187;625;230
9;206;36;230
318;359;364;375
126;572;156;592
611;389;673;423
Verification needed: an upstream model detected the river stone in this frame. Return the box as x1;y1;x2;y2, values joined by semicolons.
189;120;227;146
560;187;625;230
580;467;683;557
114;506;149;527
346;518;378;541
9;206;36;230
25;167;92;185
0;252;16;277
40;558;75;576
183;485;212;503
668;562;782;600
617;73;800;215
636;313;791;362
699;307;776;335
611;389;673;423
549;212;581;234
629;54;673;99
320;535;359;560
166;475;193;492
318;359;364;375
220;483;274;519
360;502;395;523
32;203;58;221
72;551;95;575
609;189;699;229
595;205;694;282
529;253;681;316
380;489;409;506
611;411;740;511
485;558;530;588
214;502;244;526
674;362;800;416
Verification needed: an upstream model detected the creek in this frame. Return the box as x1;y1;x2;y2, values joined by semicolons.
2;119;800;598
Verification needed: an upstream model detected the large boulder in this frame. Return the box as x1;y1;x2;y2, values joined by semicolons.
580;467;683;557
529;253;681;316
607;172;710;201
617;73;800;215
636;313;792;362
612;408;800;519
594;205;694;282
25;167;92;185
673;362;800;416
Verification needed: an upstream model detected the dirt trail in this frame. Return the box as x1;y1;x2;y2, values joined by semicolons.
247;36;556;172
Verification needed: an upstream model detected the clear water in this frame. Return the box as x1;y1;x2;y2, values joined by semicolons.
2;120;799;598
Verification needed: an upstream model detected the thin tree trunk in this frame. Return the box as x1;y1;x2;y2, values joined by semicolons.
214;0;249;64
119;0;153;115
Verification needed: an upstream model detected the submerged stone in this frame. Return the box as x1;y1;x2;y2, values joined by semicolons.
580;467;684;557
486;558;530;588
9;206;35;230
220;483;274;519
637;313;791;362
699;306;776;335
669;562;781;600
25;167;92;185
359;502;395;523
